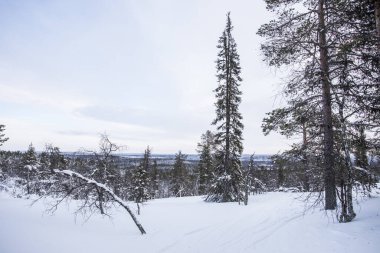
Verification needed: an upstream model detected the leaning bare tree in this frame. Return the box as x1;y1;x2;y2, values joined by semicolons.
35;135;146;234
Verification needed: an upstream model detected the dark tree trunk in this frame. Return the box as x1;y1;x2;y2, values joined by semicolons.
97;188;105;215
318;0;336;210
375;0;380;46
27;171;30;195
301;120;310;192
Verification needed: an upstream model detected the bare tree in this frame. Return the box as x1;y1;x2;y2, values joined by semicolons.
37;136;146;234
53;169;146;234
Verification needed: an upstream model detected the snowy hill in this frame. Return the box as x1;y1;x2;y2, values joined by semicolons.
1;191;380;253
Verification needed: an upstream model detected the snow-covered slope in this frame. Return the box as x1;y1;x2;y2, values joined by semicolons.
0;192;379;253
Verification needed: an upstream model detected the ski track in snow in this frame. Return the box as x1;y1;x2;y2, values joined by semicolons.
1;192;380;253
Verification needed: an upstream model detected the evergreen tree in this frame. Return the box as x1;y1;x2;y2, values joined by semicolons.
262;106;320;192
258;0;379;215
354;125;369;170
242;154;255;205
141;146;152;174
170;151;188;197
196;130;214;195
0;124;9;147
40;144;66;173
131;147;152;205
257;0;337;210
352;125;375;191
272;155;286;189
22;143;38;194
206;12;244;203
248;154;255;177
131;164;150;204
150;159;159;198
22;143;38;169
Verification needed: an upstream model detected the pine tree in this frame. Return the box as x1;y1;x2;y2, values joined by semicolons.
262;106;320;192
206;12;244;203
258;0;379;214
0;125;9;147
196;130;214;195
257;0;337;210
40;144;66;173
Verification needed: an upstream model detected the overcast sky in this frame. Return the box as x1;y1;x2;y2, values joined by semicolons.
0;0;293;154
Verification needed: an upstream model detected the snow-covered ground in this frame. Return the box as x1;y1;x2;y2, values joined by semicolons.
0;191;379;253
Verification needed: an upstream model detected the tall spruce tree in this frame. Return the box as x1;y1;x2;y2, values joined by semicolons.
206;12;244;203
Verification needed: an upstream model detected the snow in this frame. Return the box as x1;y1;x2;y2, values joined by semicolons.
0;191;380;253
24;165;38;171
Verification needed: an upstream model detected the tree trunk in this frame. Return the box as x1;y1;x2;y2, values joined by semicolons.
302;120;310;192
224;35;231;175
244;176;249;206
318;0;336;210
373;0;380;69
96;188;105;215
27;171;30;195
375;0;380;49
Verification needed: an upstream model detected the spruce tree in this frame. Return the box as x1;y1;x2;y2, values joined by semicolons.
354;125;369;170
0;125;9;147
170;151;188;197
206;12;244;203
131;164;150;205
22;143;38;169
141;146;152;174
150;159;159;198
131;147;152;204
196;130;215;195
22;143;38;194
